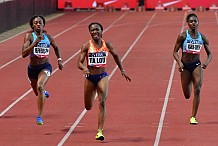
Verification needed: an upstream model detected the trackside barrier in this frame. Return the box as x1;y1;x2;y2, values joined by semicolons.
0;0;57;34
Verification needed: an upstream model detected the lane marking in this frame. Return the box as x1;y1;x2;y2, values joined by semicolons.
0;11;127;116
0;13;64;44
0;13;98;117
57;12;157;146
0;13;97;70
153;12;187;146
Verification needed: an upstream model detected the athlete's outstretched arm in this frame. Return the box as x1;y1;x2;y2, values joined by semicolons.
47;34;63;70
106;42;131;82
201;34;212;69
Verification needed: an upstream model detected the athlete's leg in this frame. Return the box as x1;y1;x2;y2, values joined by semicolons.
37;69;50;117
191;65;202;117
181;70;192;99
96;76;108;131
94;76;108;140
29;79;38;96
28;65;38;96
84;78;97;110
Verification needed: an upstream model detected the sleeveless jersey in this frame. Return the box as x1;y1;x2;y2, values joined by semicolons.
30;32;50;58
182;30;203;54
87;40;109;68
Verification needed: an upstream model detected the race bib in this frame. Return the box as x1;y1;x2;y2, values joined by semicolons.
88;52;107;67
185;39;202;54
186;43;202;53
33;47;49;57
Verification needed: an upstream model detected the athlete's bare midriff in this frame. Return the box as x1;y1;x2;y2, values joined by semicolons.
30;56;49;66
88;66;106;75
181;52;200;63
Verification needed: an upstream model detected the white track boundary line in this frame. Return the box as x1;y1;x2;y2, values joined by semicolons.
0;13;97;70
153;12;187;146
57;12;157;146
0;29;29;44
0;13;98;117
0;56;21;70
0;11;127;116
0;13;64;44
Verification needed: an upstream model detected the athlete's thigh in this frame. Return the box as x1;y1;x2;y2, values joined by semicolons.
181;70;192;85
84;79;97;103
37;69;51;86
97;76;108;100
181;70;192;93
192;66;203;87
29;78;38;95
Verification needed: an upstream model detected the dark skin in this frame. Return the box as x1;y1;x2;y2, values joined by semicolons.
22;17;63;117
22;17;63;69
173;15;212;119
77;23;131;132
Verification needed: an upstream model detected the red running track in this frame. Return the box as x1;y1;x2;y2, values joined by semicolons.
0;11;218;146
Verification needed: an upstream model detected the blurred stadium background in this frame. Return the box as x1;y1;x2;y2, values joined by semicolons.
0;0;217;34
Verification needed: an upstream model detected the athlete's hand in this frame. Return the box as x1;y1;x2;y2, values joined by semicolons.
201;63;207;69
178;62;184;72
35;35;43;43
83;67;90;77
121;70;131;82
58;60;64;70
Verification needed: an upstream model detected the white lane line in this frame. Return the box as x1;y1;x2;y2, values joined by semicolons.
0;56;21;70
0;13;98;117
0;13;64;44
0;13;97;70
57;12;157;146
153;12;187;146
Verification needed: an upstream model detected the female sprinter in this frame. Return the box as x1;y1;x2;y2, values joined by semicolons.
77;22;131;140
22;15;63;125
173;13;212;125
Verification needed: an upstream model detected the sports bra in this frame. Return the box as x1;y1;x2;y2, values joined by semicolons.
87;40;109;68
182;30;203;54
30;32;50;58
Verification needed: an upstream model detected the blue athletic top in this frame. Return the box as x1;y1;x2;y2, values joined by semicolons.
30;32;51;58
182;30;203;54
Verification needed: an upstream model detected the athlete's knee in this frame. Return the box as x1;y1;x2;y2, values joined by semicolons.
85;102;93;110
85;105;92;110
184;94;191;99
183;91;191;99
37;84;44;93
182;85;192;99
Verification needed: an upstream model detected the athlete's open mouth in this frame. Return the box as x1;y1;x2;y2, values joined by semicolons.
92;33;99;38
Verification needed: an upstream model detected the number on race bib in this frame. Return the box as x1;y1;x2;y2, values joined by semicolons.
33;47;49;57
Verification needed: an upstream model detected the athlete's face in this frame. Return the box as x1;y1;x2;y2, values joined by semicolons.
187;16;199;30
89;24;102;40
32;17;44;32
